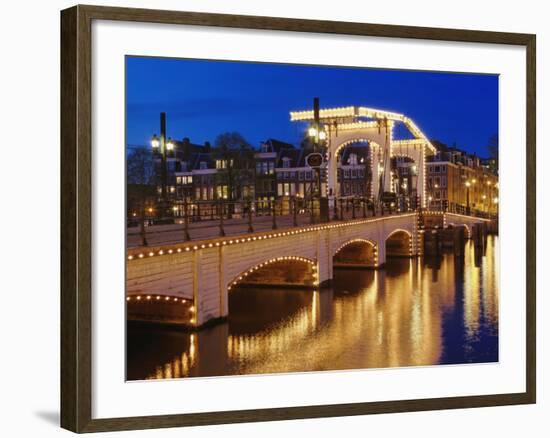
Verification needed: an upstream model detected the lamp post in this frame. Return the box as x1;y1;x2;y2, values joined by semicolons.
306;97;327;224
465;180;471;214
183;197;190;241
151;112;175;218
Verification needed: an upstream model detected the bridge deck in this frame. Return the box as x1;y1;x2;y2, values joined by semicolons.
128;208;377;250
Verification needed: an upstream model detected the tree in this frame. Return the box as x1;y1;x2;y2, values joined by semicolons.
127;147;155;185
213;133;254;216
127;147;155;246
214;132;251;151
487;134;499;173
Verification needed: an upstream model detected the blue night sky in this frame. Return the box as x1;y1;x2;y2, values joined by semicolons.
126;56;498;156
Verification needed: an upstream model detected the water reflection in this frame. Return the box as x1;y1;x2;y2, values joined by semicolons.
127;236;499;380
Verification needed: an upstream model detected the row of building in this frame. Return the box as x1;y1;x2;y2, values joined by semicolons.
128;136;498;219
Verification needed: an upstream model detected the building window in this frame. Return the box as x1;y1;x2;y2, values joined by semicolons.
216;185;228;199
199;161;207;170
282;157;291;168
283;183;290;196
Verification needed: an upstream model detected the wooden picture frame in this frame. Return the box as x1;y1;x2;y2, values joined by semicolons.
61;4;536;433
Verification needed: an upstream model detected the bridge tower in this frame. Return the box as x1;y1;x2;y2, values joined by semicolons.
290;105;436;208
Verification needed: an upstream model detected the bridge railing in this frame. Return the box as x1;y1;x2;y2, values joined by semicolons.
424;202;498;220
127;196;415;248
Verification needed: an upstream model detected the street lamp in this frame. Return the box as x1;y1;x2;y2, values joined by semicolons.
465;180;471;213
151;112;171;218
307;97;326;224
151;134;160;149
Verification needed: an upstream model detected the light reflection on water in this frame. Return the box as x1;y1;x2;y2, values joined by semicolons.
127;236;499;380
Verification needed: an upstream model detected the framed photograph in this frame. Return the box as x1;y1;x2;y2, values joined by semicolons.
60;4;536;433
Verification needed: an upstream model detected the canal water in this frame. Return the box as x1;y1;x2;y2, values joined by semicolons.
127;236;499;380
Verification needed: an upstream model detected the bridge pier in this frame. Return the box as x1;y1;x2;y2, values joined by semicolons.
317;230;332;287
193;249;226;326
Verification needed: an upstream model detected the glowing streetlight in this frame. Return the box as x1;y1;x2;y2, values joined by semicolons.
308;126;318;138
166;137;174;152
318;129;327;141
151;134;160;149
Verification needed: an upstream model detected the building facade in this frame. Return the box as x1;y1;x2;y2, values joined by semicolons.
144;136;498;219
426;145;498;214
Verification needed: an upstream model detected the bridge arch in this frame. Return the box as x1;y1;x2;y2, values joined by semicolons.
333;138;371;158
333;238;378;268
327;134;385;204
385;228;413;258
227;256;318;292
447;222;471;239
329;139;372;199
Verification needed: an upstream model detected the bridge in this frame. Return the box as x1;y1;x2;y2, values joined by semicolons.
126;210;492;327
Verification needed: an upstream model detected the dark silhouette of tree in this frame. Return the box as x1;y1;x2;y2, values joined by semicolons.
127;147;154;185
214;132;251;151
127;147;155;245
213;133;254;216
487;134;498;167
